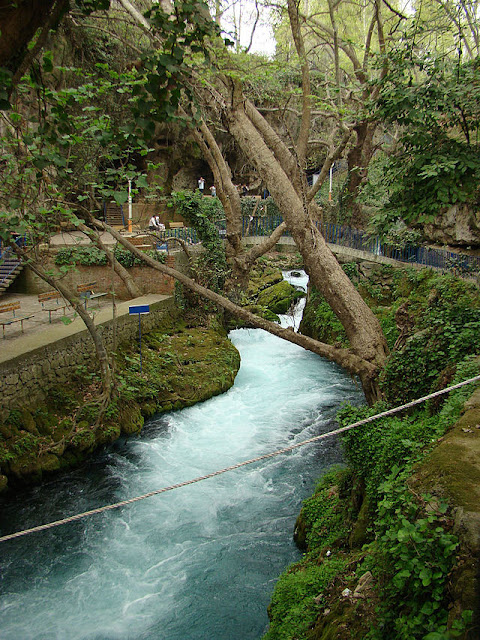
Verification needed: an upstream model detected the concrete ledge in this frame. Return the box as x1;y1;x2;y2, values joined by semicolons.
0;295;176;411
0;295;172;366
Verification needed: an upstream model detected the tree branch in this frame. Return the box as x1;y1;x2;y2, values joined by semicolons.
93;218;377;379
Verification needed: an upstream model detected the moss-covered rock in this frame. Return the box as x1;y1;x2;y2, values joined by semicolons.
247;266;284;298
19;410;39;436
39;453;61;473
119;404;144;435
0;321;240;492
257;280;303;314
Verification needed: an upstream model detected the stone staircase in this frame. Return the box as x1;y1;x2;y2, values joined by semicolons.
105;203;125;227
0;251;23;296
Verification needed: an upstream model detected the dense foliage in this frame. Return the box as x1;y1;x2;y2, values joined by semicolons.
265;356;479;640
339;357;479;638
265;265;480;639
380;271;480;403
170;190;228;291
54;245;166;267
301;265;480;405
366;51;480;231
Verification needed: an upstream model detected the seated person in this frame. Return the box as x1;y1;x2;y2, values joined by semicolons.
149;215;165;231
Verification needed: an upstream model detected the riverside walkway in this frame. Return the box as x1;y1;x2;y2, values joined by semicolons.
162;216;480;277
1;218;479;353
0;229;171;356
0;292;172;365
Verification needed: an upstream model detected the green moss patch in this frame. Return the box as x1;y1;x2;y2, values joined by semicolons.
116;325;240;414
257;280;303;314
0;323;240;490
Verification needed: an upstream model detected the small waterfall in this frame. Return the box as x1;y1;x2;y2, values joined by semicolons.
281;269;309;330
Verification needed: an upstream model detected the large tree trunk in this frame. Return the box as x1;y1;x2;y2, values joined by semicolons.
224;95;388;403
95;219;379;382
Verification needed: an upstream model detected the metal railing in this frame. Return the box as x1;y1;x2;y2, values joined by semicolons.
0;236;27;288
163;227;199;244
239;216;480;276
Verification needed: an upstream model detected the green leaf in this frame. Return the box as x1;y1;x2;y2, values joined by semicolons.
113;191;128;205
42;53;54;73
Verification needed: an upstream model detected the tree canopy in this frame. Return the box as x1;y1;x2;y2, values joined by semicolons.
1;0;479;403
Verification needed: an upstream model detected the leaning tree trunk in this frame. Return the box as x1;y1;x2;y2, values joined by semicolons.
224;99;388;403
95;219;378;380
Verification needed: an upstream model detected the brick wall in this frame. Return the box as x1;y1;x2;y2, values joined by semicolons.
18;255;177;299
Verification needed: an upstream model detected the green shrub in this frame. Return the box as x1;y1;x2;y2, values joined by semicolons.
55;246;108;266
339;405;439;503
54;244;166;268
366;469;462;640
113;245;166;267
263;558;347;640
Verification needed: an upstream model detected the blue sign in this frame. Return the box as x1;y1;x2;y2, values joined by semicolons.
129;305;150;372
129;305;150;315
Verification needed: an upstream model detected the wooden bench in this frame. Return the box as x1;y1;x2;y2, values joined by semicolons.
77;282;108;308
130;235;153;251
169;222;185;229
38;291;71;323
0;301;35;338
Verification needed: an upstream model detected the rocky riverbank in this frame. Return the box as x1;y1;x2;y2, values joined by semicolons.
263;263;480;639
0;320;240;492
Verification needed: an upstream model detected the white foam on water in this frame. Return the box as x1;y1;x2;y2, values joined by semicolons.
0;271;364;639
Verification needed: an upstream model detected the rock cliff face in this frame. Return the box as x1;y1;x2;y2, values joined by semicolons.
413;384;480;632
422;205;480;247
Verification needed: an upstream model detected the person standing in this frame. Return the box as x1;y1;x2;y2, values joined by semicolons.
210;185;216;197
198;177;205;195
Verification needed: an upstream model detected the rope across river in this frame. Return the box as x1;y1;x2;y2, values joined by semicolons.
1;374;479;544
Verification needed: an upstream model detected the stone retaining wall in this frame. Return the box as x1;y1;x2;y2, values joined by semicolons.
0;296;179;414
16;255;177;299
1;245;206;415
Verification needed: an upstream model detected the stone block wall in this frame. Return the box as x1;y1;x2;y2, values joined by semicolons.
0;297;179;414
